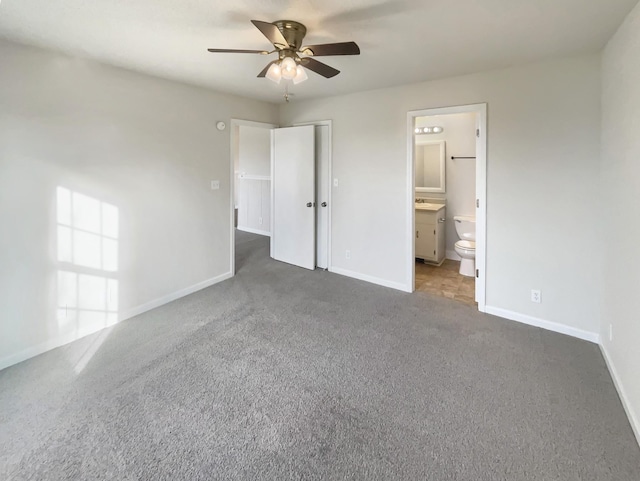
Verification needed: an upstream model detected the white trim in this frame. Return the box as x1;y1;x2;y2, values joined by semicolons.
406;103;487;311
230;119;278;276
270;129;275;259
119;272;233;320
238;173;271;181
330;266;409;292
484;305;600;344
293;120;333;271
600;344;640;447
237;225;271;237
0;271;233;372
0;329;109;372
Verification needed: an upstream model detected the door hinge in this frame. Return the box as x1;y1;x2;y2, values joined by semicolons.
476;128;480;138
433;229;436;235
433;250;436;255
476;269;479;278
476;199;479;208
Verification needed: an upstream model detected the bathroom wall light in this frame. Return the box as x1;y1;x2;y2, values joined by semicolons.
415;126;444;135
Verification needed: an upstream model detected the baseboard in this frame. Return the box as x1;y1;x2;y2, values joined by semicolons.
237;225;271;237
119;271;233;321
0;271;233;372
0;328;105;372
484;305;600;344
599;344;640;447
446;250;461;261
330;266;410;292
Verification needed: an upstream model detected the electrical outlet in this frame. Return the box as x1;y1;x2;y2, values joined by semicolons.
210;180;220;190
609;324;613;342
531;289;541;303
259;217;263;225
333;178;339;187
345;250;351;260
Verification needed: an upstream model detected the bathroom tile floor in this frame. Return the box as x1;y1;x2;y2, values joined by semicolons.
415;259;477;306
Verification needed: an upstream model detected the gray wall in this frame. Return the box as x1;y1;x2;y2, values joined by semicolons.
279;53;602;338
0;40;278;368
601;0;640;444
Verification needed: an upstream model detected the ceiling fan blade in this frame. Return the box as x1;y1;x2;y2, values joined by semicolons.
300;41;360;56
257;60;278;78
207;48;269;54
251;20;290;49
300;58;340;78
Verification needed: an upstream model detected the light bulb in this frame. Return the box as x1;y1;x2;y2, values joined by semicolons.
293;65;308;85
281;57;297;80
265;62;282;84
432;126;443;133
414;128;421;134
423;127;433;133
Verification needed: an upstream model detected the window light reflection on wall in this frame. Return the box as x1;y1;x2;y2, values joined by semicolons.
56;187;119;339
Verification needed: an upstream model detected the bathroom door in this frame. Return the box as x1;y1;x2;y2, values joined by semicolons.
271;125;316;270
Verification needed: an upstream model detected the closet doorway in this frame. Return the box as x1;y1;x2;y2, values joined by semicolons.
229;119;331;275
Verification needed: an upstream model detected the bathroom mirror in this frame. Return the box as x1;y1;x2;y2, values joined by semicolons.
415;140;446;193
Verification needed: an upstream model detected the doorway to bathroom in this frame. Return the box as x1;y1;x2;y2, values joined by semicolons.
406;104;487;311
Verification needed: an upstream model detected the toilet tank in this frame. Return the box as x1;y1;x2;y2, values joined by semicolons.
454;215;476;241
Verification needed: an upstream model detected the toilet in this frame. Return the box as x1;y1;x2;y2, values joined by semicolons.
453;215;476;277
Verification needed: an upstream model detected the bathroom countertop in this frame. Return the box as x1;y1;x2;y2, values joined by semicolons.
415;203;446;212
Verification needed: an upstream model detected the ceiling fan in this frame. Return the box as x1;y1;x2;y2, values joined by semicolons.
207;20;360;84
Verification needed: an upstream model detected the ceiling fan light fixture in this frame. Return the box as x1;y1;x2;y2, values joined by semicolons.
293;65;308;84
266;62;282;84
280;57;297;80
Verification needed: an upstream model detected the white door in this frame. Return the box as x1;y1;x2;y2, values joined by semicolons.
474;113;480;302
315;125;330;269
271;125;316;270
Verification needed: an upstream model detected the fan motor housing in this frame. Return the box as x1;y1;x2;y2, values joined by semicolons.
273;20;307;51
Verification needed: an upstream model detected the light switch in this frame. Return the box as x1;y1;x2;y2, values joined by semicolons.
333;178;339;187
211;180;220;190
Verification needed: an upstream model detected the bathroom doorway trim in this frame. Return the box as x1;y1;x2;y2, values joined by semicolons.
406;103;487;312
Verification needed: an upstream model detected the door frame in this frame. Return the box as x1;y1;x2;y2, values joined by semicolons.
406;103;487;312
229;119;278;276
293;120;333;272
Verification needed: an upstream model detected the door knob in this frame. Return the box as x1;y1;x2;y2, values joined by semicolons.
321;202;327;207
306;202;313;207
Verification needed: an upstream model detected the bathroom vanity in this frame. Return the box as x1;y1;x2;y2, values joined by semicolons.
415;203;446;264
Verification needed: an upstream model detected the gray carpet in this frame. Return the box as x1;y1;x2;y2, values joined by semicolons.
1;230;639;480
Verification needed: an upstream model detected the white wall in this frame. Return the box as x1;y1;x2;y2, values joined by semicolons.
0;40;278;369
415;113;477;257
280;54;602;339
601;1;640;444
236;125;271;235
238;126;271;176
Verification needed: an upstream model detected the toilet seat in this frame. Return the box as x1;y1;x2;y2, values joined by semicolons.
455;240;476;251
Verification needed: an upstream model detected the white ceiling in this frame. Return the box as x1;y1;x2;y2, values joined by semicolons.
0;0;637;103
